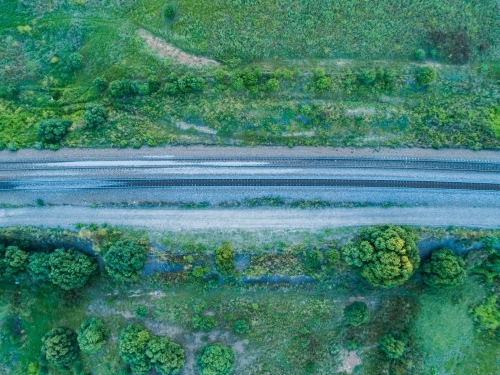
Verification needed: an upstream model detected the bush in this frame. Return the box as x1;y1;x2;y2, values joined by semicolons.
135;305;149;318
93;77;108;91
49;248;97;290
379;334;405;359
69;52;83;70
215;242;235;276
83;103;107;128
146;336;185;375
422;248;466;288
233;319;249;334
313;68;331;91
38;119;72;143
41;327;79;368
265;78;279;92
192;265;208;278
192;315;217;331
344;301;370;326
177;72;205;93
416;66;437;85
27;252;51;281
357;69;377;86
325;249;340;265
163;3;177;20
109;79;132;97
196;343;234;375
342;225;420;287
4;246;29;276
304;249;323;269
77;318;109;354
119;325;151;375
414;49;426;61
471;295;500;333
7;142;19;151
147;75;161;93
103;240;147;281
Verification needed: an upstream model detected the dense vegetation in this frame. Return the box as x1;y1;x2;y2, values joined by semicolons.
0;225;499;374
1;0;500;150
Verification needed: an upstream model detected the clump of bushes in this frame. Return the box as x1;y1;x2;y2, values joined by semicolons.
312;68;331;91
192;314;217;331
37;119;72;143
119;324;185;375
416;66;437;85
109;79;132;97
471;295;500;336
342;225;420;287
344;301;370;326
164;72;205;95
77;318;109;354
231;67;262;92
103;239;147;281
83;103;107;128
422;248;466;288
196;343;234;375
215;241;236;276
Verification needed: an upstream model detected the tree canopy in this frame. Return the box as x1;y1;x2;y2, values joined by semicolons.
342;225;420;287
416;66;437;85
379;334;405;359
215;242;235;276
77;318;110;354
422;248;466;288
41;327;79;368
27;252;51;281
4;245;29;277
37;119;72;143
104;240;147;281
146;336;186;375
196;343;234;375
49;249;97;290
344;301;370;326
83;103;107;128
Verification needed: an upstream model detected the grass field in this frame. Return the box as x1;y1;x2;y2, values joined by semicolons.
1;0;500;150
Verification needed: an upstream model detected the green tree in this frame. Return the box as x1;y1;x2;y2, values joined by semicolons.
233;319;249;334
49;249;97;290
422;248;466;288
342;225;420;287
109;79;132;97
416;66;437;85
68;52;83;70
304;249;323;269
92;77;108;91
146;336;185;375
414;49;426;61
147;75;161;93
471;295;500;333
325;249;340;265
215;242;235;276
103;240;147;281
163;3;177;20
77;318;109;354
119;324;152;375
192;315;217;332
4;245;29;276
41;327;79;368
27;252;51;281
83;103;107;128
357;69;377;86
265;78;279;92
379;334;405;359
343;301;370;326
177;72;205;93
38;119;72;143
196;343;234;375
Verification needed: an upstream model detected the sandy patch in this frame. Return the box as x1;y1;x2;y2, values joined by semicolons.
337;350;361;373
282;131;315;137
176;121;218;135
345;107;376;118
137;29;219;67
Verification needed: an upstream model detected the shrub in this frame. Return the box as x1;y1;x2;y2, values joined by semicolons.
41;327;79;368
27;252;51;281
313;68;331;91
379;334;405;359
422;248;466;288
344;301;370;326
103;240;147;281
68;52;83;70
471;295;500;333
325;249;340;264
7;142;19;151
147;75;161;93
342;225;420;287
357;69;377;86
233;319;249;334
146;336;185;375
135;305;149;318
231;76;244;91
163;3;177;20
119;325;151;375
192;315;217;331
48;248;97;290
177;72;205;93
83;103;107;128
38;119;72;143
196;343;234;375
192;265;208;278
109;79;132;97
416;66;437;85
215;242;235;276
4;246;29;276
414;49;426;61
265;78;279;92
304;249;323;269
77;318;109;354
93;77;108;91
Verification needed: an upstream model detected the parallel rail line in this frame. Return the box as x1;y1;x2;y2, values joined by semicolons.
1;179;500;191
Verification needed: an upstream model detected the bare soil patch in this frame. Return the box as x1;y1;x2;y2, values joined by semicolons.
338;350;361;373
137;29;219;67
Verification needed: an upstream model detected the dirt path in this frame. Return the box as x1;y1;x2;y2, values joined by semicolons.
1;206;498;230
137;29;219;67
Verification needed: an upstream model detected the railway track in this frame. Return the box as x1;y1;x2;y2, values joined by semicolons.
1;178;500;191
